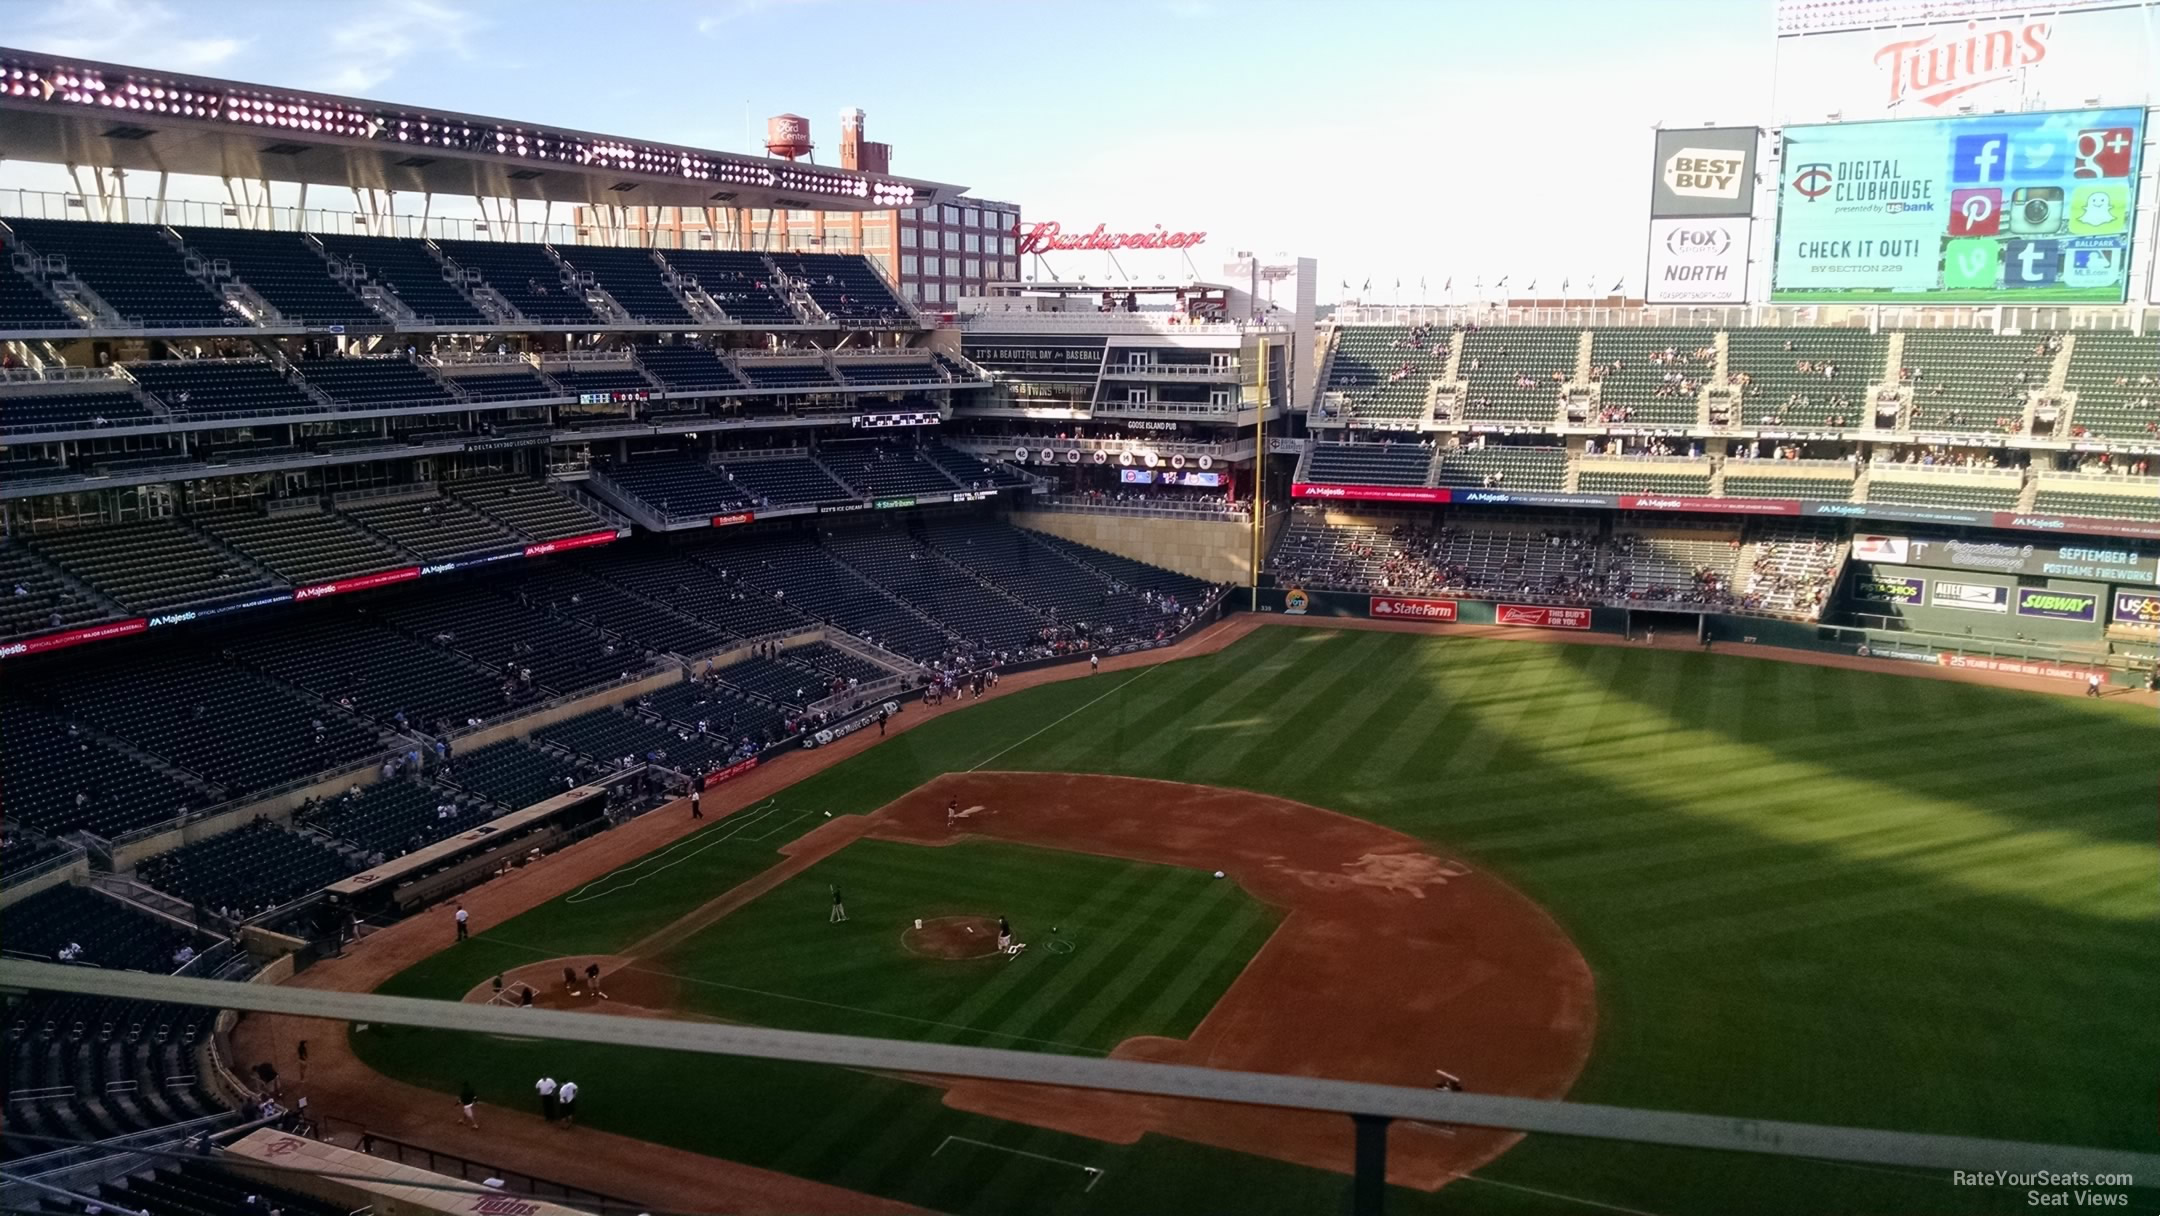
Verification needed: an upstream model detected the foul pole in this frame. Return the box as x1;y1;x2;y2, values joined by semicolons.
1250;338;1267;612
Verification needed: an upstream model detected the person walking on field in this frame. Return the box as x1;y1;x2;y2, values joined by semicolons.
2086;671;2103;697
459;1082;480;1129
1090;652;1099;672
454;903;469;942
556;1079;578;1126
690;790;703;820
829;885;848;923
536;1076;558;1122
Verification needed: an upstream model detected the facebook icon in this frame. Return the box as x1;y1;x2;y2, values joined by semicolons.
2001;239;2063;286
1953;132;2010;184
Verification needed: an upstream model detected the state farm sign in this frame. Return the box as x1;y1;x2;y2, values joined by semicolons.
1370;597;1458;621
1496;603;1593;630
1016;222;1206;256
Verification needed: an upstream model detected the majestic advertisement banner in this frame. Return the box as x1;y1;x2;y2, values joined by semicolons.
711;511;756;528
1771;106;2147;303
1855;575;1927;604
1290;482;1449;505
2112;590;2160;626
293;566;423;601
1496;604;1594;630
2014;587;2100;622
1619;493;1799;515
1651;127;1760;218
0;617;148;660
1773;7;2160;125
1646;218;1753;304
1933;580;2010;612
522;530;619;558
1369;596;1459;622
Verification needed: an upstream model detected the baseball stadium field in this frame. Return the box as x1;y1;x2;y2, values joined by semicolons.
338;623;2156;1215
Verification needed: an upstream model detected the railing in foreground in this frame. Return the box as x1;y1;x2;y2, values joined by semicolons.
4;959;2151;1216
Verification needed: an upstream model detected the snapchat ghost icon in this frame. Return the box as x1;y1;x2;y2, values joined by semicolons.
2068;185;2127;235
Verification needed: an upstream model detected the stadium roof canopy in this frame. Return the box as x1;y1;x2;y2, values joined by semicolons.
0;47;967;213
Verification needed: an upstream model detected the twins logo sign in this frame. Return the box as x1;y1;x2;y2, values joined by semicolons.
1792;163;1834;201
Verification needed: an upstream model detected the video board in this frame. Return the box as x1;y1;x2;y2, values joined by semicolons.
1771;106;2145;303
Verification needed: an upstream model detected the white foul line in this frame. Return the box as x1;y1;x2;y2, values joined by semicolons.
565;801;795;904
967;666;1157;772
933;1135;1104;1192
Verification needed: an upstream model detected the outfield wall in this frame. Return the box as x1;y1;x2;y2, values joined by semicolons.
1843;561;2111;646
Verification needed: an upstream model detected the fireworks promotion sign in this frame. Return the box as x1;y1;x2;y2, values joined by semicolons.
1771;106;2146;303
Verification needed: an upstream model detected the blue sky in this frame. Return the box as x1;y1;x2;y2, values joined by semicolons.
2;0;1779;300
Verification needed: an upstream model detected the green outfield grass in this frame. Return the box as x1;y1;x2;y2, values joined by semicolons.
356;626;2159;1215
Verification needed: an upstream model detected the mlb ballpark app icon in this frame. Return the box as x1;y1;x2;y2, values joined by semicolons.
2000;239;2063;287
1941;239;1998;291
1948;188;2001;236
1952;133;2009;184
2064;243;2124;288
2075;127;2135;179
2066;184;2128;236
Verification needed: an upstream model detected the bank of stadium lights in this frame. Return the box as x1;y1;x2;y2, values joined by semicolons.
5;56;914;201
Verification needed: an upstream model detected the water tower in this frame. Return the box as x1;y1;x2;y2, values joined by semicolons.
765;114;812;161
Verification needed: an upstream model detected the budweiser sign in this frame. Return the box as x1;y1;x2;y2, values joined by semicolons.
1496;604;1593;631
1370;596;1458;622
1872;20;2050;110
1016;222;1206;256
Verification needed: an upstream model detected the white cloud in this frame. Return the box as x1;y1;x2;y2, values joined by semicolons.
696;0;826;36
11;0;249;72
313;0;482;93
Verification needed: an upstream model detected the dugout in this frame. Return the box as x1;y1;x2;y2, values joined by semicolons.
323;781;612;922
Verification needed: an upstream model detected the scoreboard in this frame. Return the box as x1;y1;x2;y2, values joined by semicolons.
1771;106;2145;303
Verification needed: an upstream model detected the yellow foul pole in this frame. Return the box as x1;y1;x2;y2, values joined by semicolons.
1250;338;1267;612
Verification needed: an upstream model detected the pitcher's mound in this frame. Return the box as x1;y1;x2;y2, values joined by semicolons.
902;915;1001;960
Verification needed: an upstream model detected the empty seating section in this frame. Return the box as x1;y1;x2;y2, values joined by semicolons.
1727;328;1886;428
1737;524;1842;617
1434;446;1564;490
32;654;382;794
0;702;207;837
924;443;1032;489
173;227;374;326
836;360;943;386
0;544;109;639
1609;528;1740;605
817;442;963;497
710;654;825;705
1019;530;1215;605
441;738;579;808
635;344;745;392
1587;329;1712;427
345;495;520;560
25;519;277;613
704;534;950;659
293;357;453;409
603;451;754;519
227;616;511;731
1459;327;1574;423
1324;325;1447;423
305;779;483;858
580;548;812;639
549;365;658;397
1722;472;1855;501
434;239;598;324
4;219;232;328
3;995;226;1158
42;1163;348;1215
556;245;693;323
1577;466;1714;496
786;640;890;684
315;232;489;325
444;366;562;401
513;564;729;657
644;679;787;745
718;454;852;507
534;704;736;770
921;518;1171;634
2063;332;2159;441
1902;331;2052;428
1305;442;1433;486
0;257;80;329
5;884;199;970
823;527;1045;649
135;819;358;915
0;388;153;430
771;252;907;322
384;585;618;695
1865;476;2020;510
449;475;608;540
661;249;797;324
1;830;72;877
126;359;318;418
195;509;408;584
2032;485;2160;522
740;361;838;390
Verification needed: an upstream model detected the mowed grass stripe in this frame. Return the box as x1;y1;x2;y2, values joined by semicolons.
1220;631;1415;786
1033;874;1255;1049
1107;886;1279;1043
